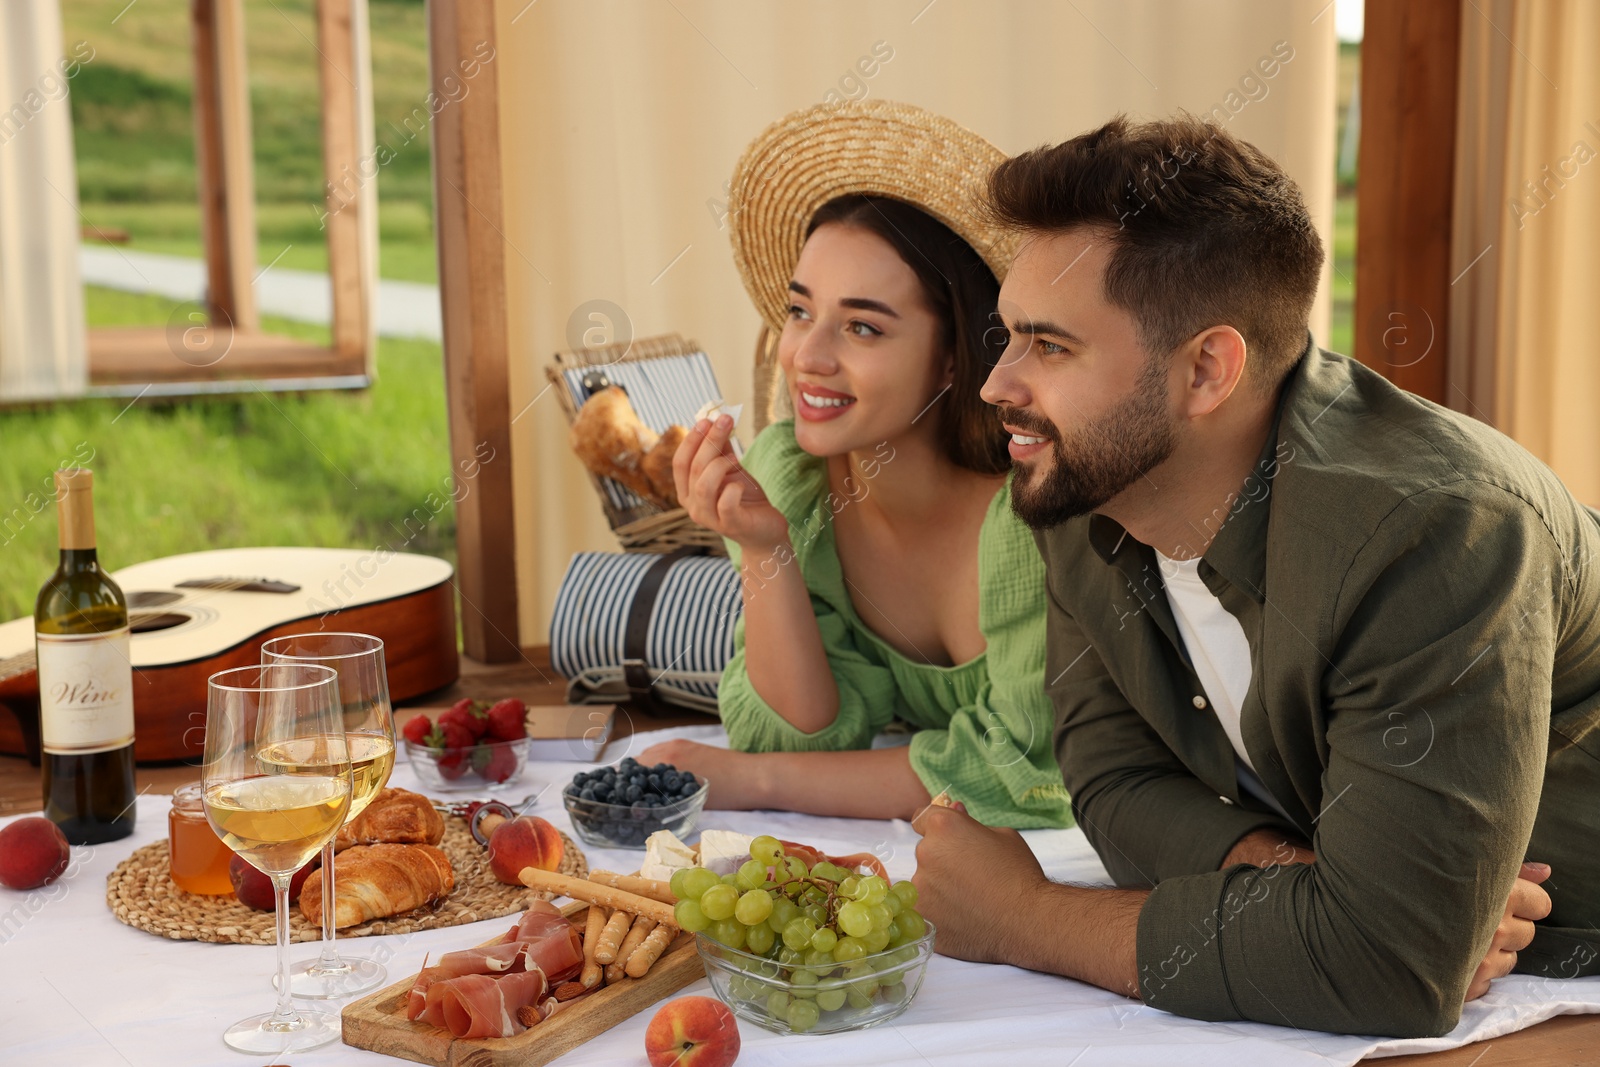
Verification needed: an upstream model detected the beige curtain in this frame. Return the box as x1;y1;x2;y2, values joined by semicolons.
0;0;86;400
1451;0;1600;503
495;0;1338;637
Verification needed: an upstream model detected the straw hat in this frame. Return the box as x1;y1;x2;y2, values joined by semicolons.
728;99;1020;335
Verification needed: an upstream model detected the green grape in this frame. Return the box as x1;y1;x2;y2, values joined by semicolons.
898;908;927;941
736;859;768;891
782;917;817;951
855;875;889;905
745;921;777;955
867;903;892;930
882;892;903;918
845;988;873;1010
674;899;710;933
766;990;790;1018
735;889;774;926
890;880;918;908
802;948;834;968
750;835;783;867
816;987;847;1012
708;918;747;949
803;903;828;925
677;868;720;901
777;945;805;966
881;980;907;1003
767;897;800;932
783;856;808;881
838;875;861;898
720;873;739;885
700;883;740;921
789;969;819;999
810;926;838;953
787;999;821;1031
887;919;906;946
863;928;891;953
833;935;868;963
837;900;873;938
811;861;843;882
801;885;827;906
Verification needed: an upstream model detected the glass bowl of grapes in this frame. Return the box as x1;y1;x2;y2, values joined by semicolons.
561;759;709;849
681;835;934;1035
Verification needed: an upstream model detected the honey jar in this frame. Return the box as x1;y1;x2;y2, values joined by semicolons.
168;782;234;895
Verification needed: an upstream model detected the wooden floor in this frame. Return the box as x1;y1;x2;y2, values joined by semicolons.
0;646;1590;1065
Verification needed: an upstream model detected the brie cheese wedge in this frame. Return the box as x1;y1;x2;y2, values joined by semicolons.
639;828;697;882
697;829;756;876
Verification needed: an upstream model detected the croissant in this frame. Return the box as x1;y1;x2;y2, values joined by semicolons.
640;424;686;508
300;843;455;928
334;787;444;852
570;386;668;506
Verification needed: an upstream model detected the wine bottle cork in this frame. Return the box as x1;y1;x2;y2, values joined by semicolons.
54;469;96;550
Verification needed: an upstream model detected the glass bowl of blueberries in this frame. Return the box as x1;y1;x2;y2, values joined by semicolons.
562;757;709;849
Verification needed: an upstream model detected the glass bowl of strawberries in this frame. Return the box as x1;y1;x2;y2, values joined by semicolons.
400;698;531;792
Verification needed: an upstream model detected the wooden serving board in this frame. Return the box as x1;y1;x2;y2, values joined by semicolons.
341;902;704;1066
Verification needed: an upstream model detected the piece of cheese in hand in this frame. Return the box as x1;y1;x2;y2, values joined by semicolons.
638;829;697;882
697;829;756;876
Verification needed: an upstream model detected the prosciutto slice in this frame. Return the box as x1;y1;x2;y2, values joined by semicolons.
405;904;586;1029
779;839;890;881
434;970;550;1039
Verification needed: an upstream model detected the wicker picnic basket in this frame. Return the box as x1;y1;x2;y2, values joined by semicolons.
548;333;730;555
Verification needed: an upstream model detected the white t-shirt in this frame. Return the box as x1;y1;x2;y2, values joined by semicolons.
1156;550;1293;820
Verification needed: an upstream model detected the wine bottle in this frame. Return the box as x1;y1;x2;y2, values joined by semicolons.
35;468;137;844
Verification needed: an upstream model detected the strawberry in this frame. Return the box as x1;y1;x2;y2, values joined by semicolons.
483;743;520;783
401;715;433;746
464;701;492;740
485;698;527;742
437;750;470;780
440;721;474;752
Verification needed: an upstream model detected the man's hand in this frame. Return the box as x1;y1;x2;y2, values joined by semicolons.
1220;828;1316;869
1465;862;1552;1001
910;802;1050;966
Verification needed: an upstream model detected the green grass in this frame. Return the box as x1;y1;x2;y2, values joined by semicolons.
0;287;455;622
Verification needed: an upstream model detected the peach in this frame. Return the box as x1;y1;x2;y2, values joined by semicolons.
487;815;564;886
645;996;740;1067
229;853;318;911
0;817;70;890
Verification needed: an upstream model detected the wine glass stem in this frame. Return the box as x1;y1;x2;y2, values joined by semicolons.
270;877;300;1028
316;839;341;967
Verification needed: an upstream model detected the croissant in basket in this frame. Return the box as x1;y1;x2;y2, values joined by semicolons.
334;787;444;852
570;386;682;509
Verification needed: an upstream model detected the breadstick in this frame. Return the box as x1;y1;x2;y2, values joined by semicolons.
518;867;677;926
605;957;627;985
580;905;608;987
615;915;656;969
624;922;678;978
593;908;631;965
588;869;677;905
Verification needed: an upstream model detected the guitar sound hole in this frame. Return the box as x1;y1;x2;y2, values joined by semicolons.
127;591;183;608
130;611;191;634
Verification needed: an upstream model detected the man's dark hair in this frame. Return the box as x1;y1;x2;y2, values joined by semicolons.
808;194;1010;474
988;113;1324;386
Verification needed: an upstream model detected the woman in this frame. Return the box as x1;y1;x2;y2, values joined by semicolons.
640;101;1071;828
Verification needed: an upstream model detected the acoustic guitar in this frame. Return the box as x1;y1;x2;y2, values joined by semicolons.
0;547;459;763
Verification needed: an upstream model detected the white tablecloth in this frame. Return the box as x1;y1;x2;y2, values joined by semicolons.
4;723;1598;1067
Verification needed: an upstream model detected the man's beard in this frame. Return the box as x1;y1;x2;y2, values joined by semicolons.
1004;355;1178;530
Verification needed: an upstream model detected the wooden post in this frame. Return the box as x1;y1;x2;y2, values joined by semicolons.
1352;0;1461;403
315;0;378;375
429;0;521;662
190;0;259;334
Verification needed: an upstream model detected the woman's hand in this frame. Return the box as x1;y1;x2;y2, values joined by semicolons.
674;416;788;552
1466;861;1553;1001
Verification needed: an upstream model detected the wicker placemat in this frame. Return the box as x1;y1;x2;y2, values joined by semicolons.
106;815;588;945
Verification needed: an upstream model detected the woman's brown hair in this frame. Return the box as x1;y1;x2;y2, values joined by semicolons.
805;195;1010;476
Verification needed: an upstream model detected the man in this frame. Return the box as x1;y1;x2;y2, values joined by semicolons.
912;114;1600;1038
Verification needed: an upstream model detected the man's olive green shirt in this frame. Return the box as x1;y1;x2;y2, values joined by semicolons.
1039;345;1600;1038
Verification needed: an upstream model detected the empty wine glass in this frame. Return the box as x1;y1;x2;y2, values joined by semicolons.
202;662;351;1054
261;633;395;998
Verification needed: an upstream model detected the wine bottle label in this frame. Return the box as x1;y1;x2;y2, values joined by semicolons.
37;628;136;755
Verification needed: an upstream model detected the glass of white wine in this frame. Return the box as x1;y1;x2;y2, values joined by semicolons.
260;632;396;998
202;662;352;1054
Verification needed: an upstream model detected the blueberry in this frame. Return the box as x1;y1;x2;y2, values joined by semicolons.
678;780;697;796
626;784;642;803
580;786;596;801
647;773;662;790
